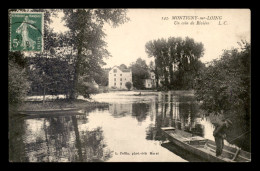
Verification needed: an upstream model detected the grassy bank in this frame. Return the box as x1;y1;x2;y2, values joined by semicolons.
15;99;108;112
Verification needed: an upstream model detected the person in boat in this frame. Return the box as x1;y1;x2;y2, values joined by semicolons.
213;118;233;157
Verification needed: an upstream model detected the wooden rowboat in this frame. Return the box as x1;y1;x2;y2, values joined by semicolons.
17;108;84;117
161;127;251;162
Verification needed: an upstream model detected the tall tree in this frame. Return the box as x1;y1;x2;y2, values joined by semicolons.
146;40;159;88
146;39;166;89
160;38;170;88
146;36;204;90
167;37;180;88
62;9;129;99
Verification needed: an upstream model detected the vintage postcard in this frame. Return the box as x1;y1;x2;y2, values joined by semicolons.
8;9;251;162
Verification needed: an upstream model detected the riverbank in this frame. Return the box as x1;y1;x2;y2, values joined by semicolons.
9;99;109;118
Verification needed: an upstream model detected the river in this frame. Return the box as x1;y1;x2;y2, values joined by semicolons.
9;91;233;162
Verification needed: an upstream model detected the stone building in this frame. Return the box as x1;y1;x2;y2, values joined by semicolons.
108;65;132;90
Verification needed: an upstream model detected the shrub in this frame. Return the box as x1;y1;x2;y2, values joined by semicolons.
8;60;30;105
125;82;132;91
77;81;99;98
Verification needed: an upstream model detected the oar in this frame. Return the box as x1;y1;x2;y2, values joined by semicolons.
228;130;251;143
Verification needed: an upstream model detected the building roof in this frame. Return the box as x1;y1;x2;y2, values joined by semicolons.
111;65;131;73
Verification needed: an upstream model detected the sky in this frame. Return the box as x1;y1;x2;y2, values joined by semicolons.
51;9;250;68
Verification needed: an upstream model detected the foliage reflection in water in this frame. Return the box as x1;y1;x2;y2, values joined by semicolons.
9;114;112;162
10;91;237;162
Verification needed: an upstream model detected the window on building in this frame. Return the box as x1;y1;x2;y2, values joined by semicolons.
120;78;122;81
114;74;116;76
114;78;116;81
113;69;117;73
120;74;122;76
120;82;122;85
125;78;126;80
114;83;116;86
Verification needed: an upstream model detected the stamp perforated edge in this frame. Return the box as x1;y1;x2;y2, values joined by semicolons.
9;11;44;52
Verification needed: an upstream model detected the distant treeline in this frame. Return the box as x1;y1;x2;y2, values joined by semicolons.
145;36;205;90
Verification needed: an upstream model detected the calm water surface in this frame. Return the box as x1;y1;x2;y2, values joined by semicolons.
9;91;219;162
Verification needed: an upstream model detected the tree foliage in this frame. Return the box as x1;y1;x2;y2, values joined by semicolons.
8;9;61;104
125;82;132;91
194;41;250;150
62;9;129;98
8;52;30;106
194;41;250;119
77;76;99;99
92;68;109;86
10;9;129;100
130;58;150;89
145;37;204;90
26;56;74;97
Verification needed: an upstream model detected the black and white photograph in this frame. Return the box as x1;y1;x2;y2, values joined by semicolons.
8;8;251;162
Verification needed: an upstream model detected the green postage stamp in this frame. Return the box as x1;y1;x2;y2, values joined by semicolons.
9;12;44;52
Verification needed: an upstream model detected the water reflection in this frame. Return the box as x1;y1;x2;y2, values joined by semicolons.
9;114;112;162
109;102;151;123
145;92;205;142
109;103;132;118
132;103;150;123
9;117;28;162
9;91;223;162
